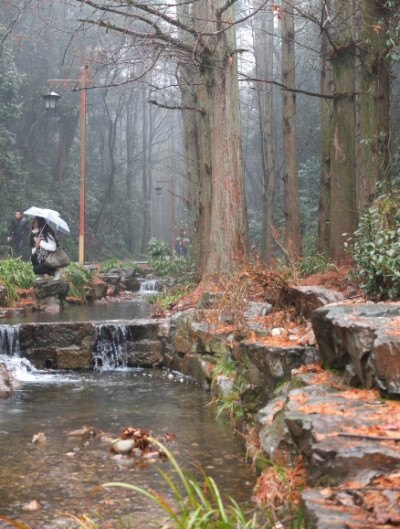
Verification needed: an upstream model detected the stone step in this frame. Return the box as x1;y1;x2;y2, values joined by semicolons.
254;364;400;529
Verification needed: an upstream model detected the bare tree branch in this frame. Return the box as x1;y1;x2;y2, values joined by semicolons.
148;98;205;114
79;17;200;55
73;0;202;40
241;73;335;99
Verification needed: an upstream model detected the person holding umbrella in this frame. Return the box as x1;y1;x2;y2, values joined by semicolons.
30;217;62;280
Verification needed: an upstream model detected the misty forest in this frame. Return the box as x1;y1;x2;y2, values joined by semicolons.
0;0;399;280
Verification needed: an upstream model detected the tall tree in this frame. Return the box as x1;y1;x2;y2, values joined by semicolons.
69;0;248;278
328;0;357;261
125;90;139;254
281;0;301;260
140;90;152;254
253;4;278;265
359;0;391;210
317;0;333;255
191;0;248;276
176;0;209;269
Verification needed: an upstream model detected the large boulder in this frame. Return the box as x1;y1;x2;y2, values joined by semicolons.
97;273;121;295
291;285;345;319
83;278;108;302
312;303;400;397
32;279;70;311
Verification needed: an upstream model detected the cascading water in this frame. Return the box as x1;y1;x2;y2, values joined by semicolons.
0;324;20;356
139;278;159;294
0;324;63;382
92;323;128;369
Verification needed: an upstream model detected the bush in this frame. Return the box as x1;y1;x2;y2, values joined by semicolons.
146;238;196;285
100;258;140;273
345;193;400;300
62;263;93;298
0;258;35;305
295;254;338;277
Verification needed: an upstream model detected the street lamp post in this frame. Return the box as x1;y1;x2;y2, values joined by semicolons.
42;64;88;265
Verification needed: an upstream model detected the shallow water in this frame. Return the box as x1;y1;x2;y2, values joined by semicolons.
0;368;256;528
5;297;151;324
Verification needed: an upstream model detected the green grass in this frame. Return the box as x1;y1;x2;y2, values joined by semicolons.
0;257;35;306
100;258;140;273
101;438;268;529
62;263;93;298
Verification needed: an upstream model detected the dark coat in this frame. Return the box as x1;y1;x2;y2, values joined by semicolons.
7;218;30;241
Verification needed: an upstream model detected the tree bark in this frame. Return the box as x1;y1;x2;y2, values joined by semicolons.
177;0;209;268
94;91;120;236
281;0;301;261
141;90;152;254
54;112;79;183
254;4;277;265
195;0;248;277
317;0;333;255
126;92;139;254
359;0;391;211
329;0;357;262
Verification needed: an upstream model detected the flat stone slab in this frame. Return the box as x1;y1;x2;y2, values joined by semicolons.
254;364;400;528
32;279;70;299
312;303;400;397
302;478;400;529
291;285;344;319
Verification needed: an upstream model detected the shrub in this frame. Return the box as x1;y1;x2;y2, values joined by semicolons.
0;258;35;306
345;193;400;300
295;254;338;277
62;263;93;298
100;258;140;273
0;257;35;289
146;238;196;285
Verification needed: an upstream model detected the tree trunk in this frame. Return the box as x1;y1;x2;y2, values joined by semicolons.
141;91;152;254
177;0;209;268
195;0;248;277
329;0;357;262
54;112;79;183
253;4;277;265
281;0;301;260
317;0;333;255
359;0;391;210
126;93;138;254
94;92;120;236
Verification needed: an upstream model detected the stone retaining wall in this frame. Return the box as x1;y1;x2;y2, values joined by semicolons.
14;318;170;370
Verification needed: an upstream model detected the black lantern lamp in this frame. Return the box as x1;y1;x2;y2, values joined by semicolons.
42;91;60;110
155;186;162;196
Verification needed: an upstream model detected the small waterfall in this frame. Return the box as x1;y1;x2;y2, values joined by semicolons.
139;279;159;294
93;323;128;370
0;325;20;356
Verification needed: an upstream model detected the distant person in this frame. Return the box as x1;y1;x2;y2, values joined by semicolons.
175;236;187;257
30;217;61;280
6;211;30;258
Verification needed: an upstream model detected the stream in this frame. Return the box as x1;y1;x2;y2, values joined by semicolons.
0;293;256;529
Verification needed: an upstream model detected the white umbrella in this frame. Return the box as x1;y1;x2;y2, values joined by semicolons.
23;206;70;234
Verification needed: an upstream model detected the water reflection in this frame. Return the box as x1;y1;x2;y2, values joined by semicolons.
5;298;151;324
0;368;255;528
